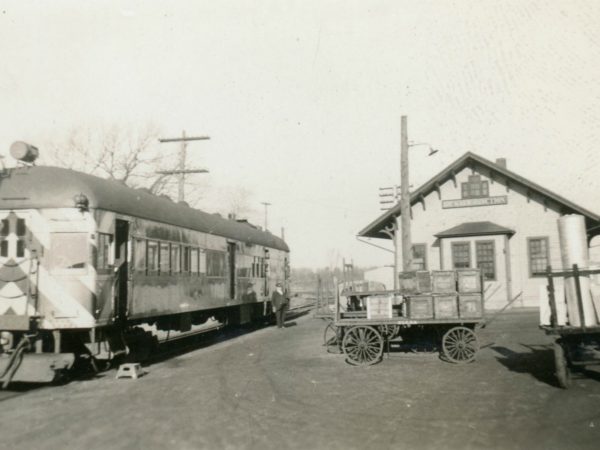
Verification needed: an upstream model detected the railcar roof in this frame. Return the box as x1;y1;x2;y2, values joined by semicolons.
0;166;289;252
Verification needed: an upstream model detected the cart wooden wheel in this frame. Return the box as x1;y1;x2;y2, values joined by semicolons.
377;324;400;340
323;322;342;354
442;326;478;363
554;340;571;389
342;326;384;366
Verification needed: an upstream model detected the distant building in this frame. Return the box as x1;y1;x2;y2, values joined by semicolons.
363;266;394;290
359;152;600;309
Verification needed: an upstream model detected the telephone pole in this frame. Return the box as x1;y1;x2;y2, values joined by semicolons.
400;116;412;271
157;130;210;202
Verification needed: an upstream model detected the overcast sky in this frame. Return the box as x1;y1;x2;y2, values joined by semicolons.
1;0;599;268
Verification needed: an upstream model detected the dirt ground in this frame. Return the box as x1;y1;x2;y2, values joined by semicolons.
1;309;600;450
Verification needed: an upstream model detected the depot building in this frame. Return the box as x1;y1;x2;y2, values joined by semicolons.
359;152;600;309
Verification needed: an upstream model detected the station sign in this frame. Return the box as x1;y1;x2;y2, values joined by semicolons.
442;195;507;209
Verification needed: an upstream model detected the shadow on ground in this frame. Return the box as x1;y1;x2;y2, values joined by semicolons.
492;344;558;387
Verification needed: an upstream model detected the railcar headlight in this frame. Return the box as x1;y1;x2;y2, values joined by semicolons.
0;331;13;348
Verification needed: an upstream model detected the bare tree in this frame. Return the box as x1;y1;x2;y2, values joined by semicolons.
43;123;180;195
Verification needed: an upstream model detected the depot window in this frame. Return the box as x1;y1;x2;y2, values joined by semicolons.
412;244;427;270
528;237;549;277
452;242;471;269
476;241;496;280
48;233;87;271
461;175;489;199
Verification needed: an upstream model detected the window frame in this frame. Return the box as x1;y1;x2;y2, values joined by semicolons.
528;236;550;277
475;240;496;281
451;241;471;269
461;175;489;199
411;243;428;271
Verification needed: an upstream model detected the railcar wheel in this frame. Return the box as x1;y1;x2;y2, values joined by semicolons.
377;324;400;340
442;326;478;363
554;340;571;389
342;326;383;366
323;322;342;354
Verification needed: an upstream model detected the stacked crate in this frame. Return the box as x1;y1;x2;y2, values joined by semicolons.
403;269;483;319
401;271;433;319
457;269;483;318
432;271;458;318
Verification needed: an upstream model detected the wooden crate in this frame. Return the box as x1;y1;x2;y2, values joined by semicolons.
415;271;432;293
459;294;483;318
399;271;432;294
432;271;456;294
457;269;482;293
409;295;433;319
433;294;458;319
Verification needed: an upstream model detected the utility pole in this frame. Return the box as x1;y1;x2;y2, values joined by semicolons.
157;131;210;202
261;202;271;231
400;115;412;272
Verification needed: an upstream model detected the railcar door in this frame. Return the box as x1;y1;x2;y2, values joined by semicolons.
114;219;130;321
228;242;236;300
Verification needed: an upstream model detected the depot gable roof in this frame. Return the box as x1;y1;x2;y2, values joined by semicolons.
359;152;600;239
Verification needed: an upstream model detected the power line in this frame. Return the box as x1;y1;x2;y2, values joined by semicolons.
157;130;210;202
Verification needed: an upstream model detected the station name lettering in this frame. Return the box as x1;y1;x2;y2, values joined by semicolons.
442;195;508;209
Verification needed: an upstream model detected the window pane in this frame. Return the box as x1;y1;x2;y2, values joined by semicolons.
199;249;206;274
16;219;26;237
134;239;146;272
0;240;7;257
529;238;549;275
412;244;427;270
207;250;225;276
476;241;495;280
147;241;159;272
190;248;199;273
97;233;112;270
49;233;87;270
0;220;8;237
452;243;470;269
171;245;180;274
159;243;170;274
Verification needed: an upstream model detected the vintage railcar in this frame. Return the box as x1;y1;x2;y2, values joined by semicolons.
0;151;289;385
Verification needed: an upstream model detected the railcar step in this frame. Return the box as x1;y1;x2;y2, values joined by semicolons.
115;363;144;380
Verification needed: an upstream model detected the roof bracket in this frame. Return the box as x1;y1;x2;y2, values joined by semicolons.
450;171;457;188
434;183;441;200
418;193;426;210
543;198;548;212
490;172;495;184
381;222;397;240
506;180;510;193
526;189;532;203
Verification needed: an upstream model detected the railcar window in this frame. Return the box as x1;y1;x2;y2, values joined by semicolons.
0;219;8;237
206;250;225;277
147;241;159;273
159;242;170;274
97;233;112;271
199;249;206;274
237;254;252;278
0;241;7;258
48;233;87;271
182;246;190;274
171;244;181;274
134;239;146;273
190;248;198;274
